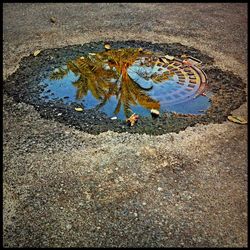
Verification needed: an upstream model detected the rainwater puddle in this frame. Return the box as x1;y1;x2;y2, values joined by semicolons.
40;48;212;120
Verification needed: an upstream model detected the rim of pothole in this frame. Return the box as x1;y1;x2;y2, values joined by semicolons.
3;40;246;135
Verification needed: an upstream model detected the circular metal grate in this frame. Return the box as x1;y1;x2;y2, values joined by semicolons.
128;55;208;107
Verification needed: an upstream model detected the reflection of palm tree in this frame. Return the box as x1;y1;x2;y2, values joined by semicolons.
114;73;160;117
49;48;162;118
71;77;90;100
151;71;174;83
67;58;116;101
50;67;70;80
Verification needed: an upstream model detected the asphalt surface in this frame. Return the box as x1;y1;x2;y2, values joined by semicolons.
3;3;248;247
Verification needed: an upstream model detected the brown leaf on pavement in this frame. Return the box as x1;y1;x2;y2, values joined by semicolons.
227;115;247;124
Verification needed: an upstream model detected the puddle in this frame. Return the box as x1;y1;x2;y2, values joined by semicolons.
40;48;211;120
3;40;246;135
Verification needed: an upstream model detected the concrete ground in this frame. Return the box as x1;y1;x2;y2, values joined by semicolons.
3;3;248;247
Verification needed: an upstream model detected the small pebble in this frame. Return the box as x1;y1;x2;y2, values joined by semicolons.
118;176;124;181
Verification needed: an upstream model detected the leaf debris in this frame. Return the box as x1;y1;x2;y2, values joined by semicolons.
227;115;247;124
50;17;56;23
126;113;139;126
75;107;83;112
33;50;41;57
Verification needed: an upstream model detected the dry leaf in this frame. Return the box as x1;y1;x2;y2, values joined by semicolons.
75;107;83;112
227;115;247;124
50;17;56;23
126;113;139;126
33;50;41;57
151;109;160;117
104;43;111;50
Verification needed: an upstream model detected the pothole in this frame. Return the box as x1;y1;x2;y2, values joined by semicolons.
40;48;211;119
3;40;246;135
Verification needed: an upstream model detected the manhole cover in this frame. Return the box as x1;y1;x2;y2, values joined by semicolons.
3;41;246;135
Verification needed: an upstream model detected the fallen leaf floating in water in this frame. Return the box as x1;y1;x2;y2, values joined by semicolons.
227;115;247;124
33;50;41;57
126;113;139;127
75;107;83;112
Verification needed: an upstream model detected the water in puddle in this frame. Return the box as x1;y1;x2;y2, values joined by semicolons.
40;48;211;120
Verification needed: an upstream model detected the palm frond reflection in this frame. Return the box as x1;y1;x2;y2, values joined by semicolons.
49;48;171;118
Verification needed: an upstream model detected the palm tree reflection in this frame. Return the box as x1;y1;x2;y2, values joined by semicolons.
50;48;171;118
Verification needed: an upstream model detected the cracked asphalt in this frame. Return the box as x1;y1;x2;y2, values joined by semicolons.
3;3;248;247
